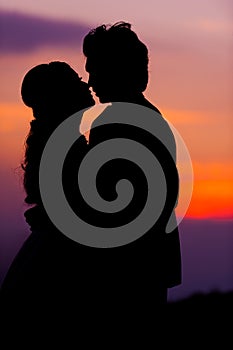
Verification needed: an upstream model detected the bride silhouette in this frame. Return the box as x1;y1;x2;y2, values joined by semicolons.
0;61;97;323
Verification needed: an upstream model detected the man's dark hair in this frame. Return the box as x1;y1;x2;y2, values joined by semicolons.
83;21;149;93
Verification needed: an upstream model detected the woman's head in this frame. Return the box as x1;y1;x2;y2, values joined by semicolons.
21;61;95;121
21;61;94;205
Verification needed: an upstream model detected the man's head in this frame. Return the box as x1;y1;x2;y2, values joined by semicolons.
83;21;149;102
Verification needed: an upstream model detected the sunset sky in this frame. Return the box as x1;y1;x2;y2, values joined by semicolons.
0;0;232;300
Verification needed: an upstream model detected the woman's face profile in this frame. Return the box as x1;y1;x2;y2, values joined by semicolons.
21;62;95;115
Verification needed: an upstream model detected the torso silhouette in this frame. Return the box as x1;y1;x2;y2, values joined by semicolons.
87;96;182;299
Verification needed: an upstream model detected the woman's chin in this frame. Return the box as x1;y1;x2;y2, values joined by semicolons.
88;98;96;107
81;99;95;110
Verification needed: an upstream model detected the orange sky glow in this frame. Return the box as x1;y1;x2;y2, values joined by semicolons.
1;100;232;220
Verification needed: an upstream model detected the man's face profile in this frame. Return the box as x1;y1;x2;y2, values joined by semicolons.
85;57;121;103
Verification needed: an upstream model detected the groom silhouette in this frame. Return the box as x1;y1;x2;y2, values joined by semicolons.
82;22;182;308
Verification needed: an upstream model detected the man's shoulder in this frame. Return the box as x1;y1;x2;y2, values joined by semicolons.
89;102;176;159
91;102;162;127
142;99;162;115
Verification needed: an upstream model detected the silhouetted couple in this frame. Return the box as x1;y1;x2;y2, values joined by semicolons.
0;22;181;329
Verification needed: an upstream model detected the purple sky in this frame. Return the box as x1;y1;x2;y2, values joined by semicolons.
0;10;90;53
